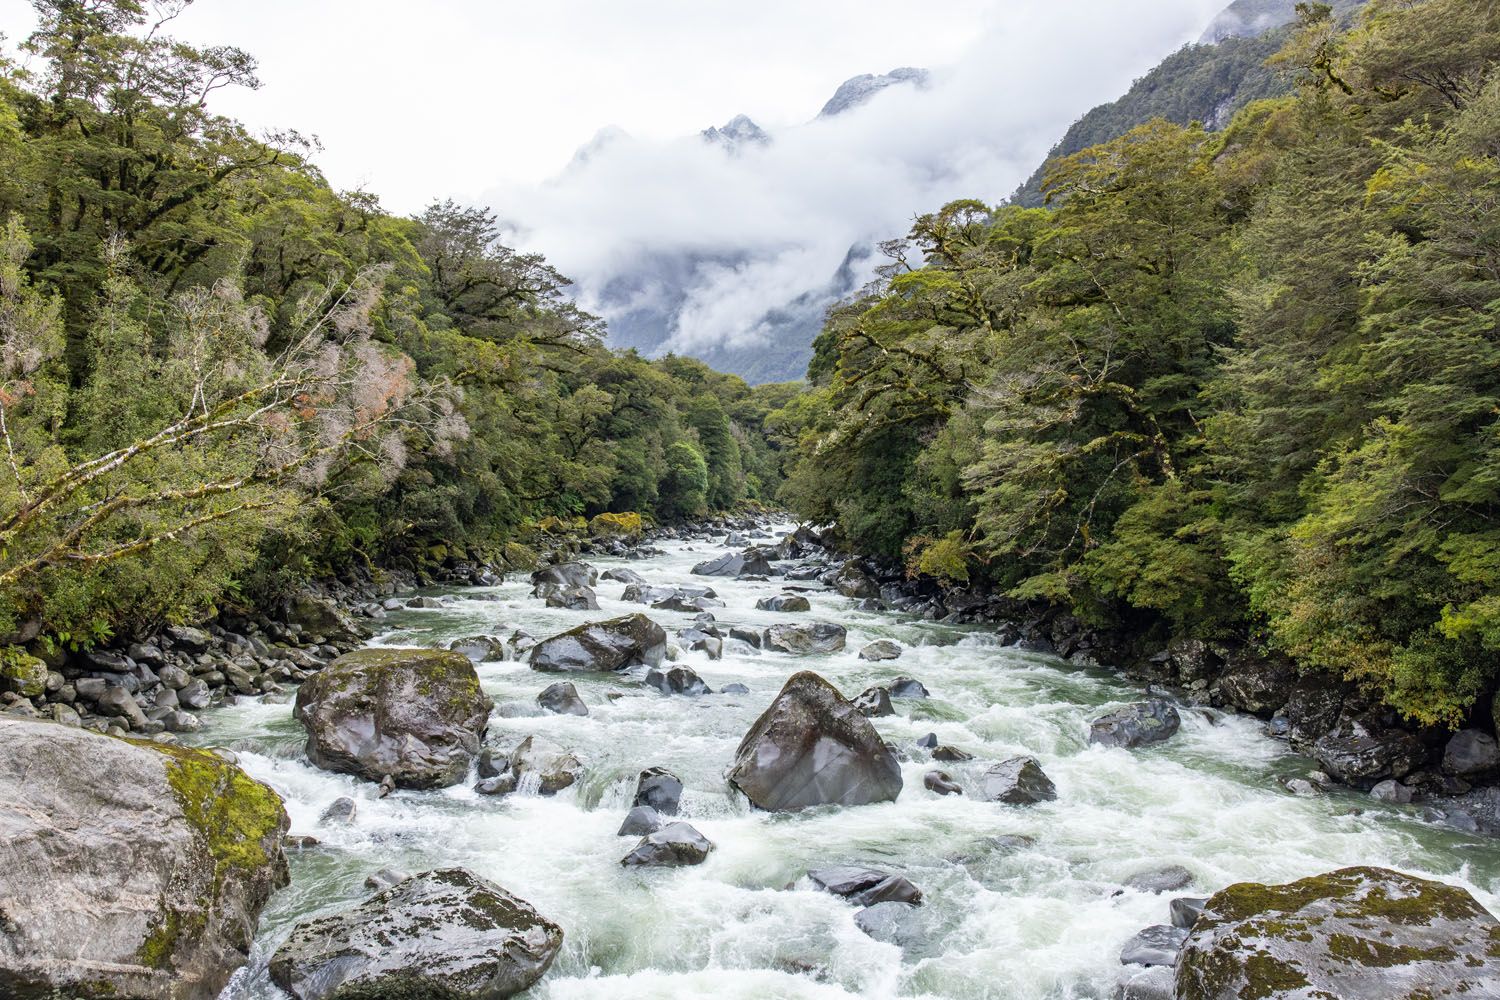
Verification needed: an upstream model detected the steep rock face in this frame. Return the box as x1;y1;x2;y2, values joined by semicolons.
268;868;563;1000
294;647;492;789
529;614;668;672
726;671;902;811
1175;866;1500;1000
0;718;289;1000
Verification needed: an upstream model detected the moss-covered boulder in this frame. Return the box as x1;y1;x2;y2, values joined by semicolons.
294;647;493;789
268;868;563;1000
1175;866;1500;999
528;613;667;672
0;647;47;698
0;717;289;1000
287;593;364;642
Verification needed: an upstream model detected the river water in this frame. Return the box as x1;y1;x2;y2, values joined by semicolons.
207;526;1500;1000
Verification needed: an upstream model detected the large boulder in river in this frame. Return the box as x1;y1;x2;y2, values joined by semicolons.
529;614;667;672
1175;866;1500;1000
294;647;492;789
1088;700;1181;750
757;593;811;613
978;755;1057;805
692;550;773;578
0;717;289;1000
1312;722;1427;788
287;593;364;641
727;671;902;812
531;561;597;589
763;622;847;655
268;868;563;1000
832;562;880;599
619;821;715;867
536;583;600;610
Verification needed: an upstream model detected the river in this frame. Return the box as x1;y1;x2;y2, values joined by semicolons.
206;525;1500;1000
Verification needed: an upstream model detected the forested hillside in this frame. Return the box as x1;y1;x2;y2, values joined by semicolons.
1011;0;1365;206
0;1;791;649
778;0;1500;728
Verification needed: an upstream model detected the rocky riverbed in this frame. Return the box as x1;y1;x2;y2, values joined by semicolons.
4;518;1499;999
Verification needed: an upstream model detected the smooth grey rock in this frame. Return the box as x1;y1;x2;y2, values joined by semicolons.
756;594;811;613
1175;867;1500;1000
1444;729;1500;778
858;640;903;662
601;567;647;586
536;681;589;717
721;682;751;694
0;717;288;1000
832;563;880;599
1120;924;1188;966
931;745;973;762
293;648;492;790
979;756;1057;805
727;626;762;648
529;614;667;673
618;805;664;837
808;866;923;906
762;622;847;655
541;584;600;610
531;561;598;589
267;868;562;1000
1370;778;1416;804
924;770;963;796
727;671;902;812
1115;964;1175;1000
94;685;148;729
448;634;507;663
888;676;928;698
1089;700;1181;750
644;665;711;696
620;821;714;867
633;767;683;815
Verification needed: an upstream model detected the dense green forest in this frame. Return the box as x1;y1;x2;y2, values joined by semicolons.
777;0;1500;728
0;1;793;648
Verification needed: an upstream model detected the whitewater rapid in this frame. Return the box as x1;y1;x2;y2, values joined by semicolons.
207;527;1500;1000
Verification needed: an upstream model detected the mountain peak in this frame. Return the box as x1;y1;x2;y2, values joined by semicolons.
818;67;929;118
701;114;770;152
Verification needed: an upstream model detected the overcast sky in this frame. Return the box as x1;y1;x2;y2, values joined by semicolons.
0;0;1229;359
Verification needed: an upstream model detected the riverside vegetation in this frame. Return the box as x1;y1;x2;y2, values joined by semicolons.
2;2;1500;999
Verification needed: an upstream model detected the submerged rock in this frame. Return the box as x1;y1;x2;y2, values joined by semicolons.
536;681;589;716
620;821;714;867
854;901;925;946
808;865;923;907
726;671;902;812
0;717;289;1000
978;756;1057;805
529;614;667;672
1124;865;1194;894
762;622;848;655
268;868;563;1000
294;647;492;789
924;770;963;796
1174;866;1500;1000
1120;924;1188;967
858;640;903;662
509;736;584;794
1088;700;1181;750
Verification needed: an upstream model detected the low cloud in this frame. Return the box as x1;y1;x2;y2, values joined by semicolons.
488;0;1225;369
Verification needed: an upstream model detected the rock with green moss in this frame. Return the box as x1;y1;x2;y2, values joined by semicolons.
287;593;365;642
0;647;47;698
0;716;289;1000
294;647;493;789
267;867;563;1000
1175;866;1500;999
